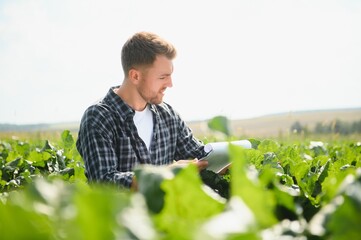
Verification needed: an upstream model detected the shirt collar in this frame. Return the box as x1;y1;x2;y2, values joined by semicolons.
104;86;158;121
103;86;134;121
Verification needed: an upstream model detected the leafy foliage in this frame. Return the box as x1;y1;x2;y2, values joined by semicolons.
0;131;85;193
1;131;361;239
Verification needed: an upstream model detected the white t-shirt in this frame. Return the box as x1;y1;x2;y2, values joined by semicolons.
133;105;154;150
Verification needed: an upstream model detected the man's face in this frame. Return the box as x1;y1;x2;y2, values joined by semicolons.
136;55;173;105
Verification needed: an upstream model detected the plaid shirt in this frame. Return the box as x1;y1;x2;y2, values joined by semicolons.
76;87;206;188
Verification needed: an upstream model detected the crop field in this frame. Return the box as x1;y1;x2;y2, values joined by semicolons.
188;108;361;138
0;128;360;239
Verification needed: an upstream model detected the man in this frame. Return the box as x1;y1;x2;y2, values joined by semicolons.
76;32;208;189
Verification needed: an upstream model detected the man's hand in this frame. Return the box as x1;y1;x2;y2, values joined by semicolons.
170;158;208;171
131;159;208;192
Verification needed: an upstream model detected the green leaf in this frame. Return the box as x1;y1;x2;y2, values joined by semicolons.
14;141;30;157
308;173;361;238
257;139;280;153
61;130;74;149
134;165;175;213
229;144;278;228
41;140;55;152
154;164;225;239
199;197;258;239
5;150;21;163
27;150;50;167
72;183;130;240
0;200;53;240
207;115;230;136
4;157;22;169
327;194;361;239
248;138;261;149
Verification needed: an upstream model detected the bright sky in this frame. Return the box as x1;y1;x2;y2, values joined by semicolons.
1;0;360;124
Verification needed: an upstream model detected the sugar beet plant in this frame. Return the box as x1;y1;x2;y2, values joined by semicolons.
0;130;86;192
0;130;360;239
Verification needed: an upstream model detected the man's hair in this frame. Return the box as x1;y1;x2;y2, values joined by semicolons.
121;32;177;76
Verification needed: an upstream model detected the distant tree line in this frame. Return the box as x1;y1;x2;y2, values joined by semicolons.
290;119;361;135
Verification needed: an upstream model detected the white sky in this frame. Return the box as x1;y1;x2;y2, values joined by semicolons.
0;0;360;124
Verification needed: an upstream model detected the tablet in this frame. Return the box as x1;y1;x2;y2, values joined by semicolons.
200;140;252;173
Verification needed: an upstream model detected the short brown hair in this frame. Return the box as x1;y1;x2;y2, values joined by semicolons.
121;32;177;76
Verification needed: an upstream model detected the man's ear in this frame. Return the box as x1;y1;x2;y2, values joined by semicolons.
129;68;140;84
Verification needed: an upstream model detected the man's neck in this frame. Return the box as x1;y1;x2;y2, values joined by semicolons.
115;83;147;111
